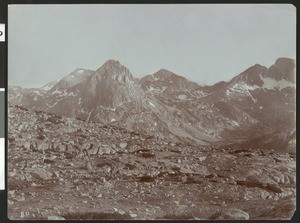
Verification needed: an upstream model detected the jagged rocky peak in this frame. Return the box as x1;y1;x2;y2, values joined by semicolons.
67;68;94;79
141;68;190;88
204;80;229;92
275;57;295;71
7;56;296;146
228;63;268;88
95;59;133;81
212;81;228;88
266;57;296;82
8;85;23;92
53;68;94;90
40;81;58;91
153;68;184;80
246;63;268;75
103;59;122;67
81;59;146;109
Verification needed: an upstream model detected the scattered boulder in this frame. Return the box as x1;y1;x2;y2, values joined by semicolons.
210;208;249;220
26;167;52;180
119;142;128;149
205;173;218;179
193;165;209;176
103;165;112;174
99;146;112;155
255;197;296;219
23;141;31;150
266;183;283;193
56;143;66;152
64;152;75;159
66;144;77;154
89;146;99;155
37;142;50;151
130;213;138;218
86;161;94;172
43;159;55;164
198;155;207;162
237;175;283;193
47;215;66;220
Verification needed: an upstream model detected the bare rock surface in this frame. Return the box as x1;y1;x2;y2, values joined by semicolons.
210;208;249;220
7;105;296;220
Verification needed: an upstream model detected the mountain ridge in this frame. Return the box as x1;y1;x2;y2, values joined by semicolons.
8;57;296;148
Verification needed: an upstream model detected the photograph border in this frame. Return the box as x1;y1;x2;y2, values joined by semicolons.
0;0;299;222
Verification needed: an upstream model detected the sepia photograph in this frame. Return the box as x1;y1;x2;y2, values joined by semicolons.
7;4;296;220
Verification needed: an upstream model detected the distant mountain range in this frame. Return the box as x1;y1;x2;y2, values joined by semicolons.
8;57;296;149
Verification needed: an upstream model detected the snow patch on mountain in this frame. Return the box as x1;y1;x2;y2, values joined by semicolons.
161;86;168;92
232;120;239;126
260;75;294;90
177;94;187;100
47;98;64;109
247;91;257;103
148;86;156;92
32;90;44;96
41;81;57;91
227;82;258;103
149;101;156;107
230;82;260;93
51;89;62;95
146;85;168;94
87;111;93;121
196;90;207;97
8;57;296;145
51;89;78;97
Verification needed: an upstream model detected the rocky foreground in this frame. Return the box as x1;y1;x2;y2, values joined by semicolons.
8;105;296;220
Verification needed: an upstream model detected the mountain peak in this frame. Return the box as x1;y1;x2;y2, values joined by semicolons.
275;57;295;65
52;68;94;90
100;59;127;71
96;59;131;76
265;57;295;82
153;68;182;80
156;68;175;74
69;68;86;75
157;68;171;73
92;59;134;85
229;63;267;87
103;59;122;67
274;57;295;74
41;81;58;91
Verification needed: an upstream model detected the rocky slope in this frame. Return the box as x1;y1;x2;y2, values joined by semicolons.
219;58;295;132
140;58;295;144
8;57;296;148
8;105;296;220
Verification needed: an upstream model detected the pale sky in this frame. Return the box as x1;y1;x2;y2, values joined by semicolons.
8;4;296;88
